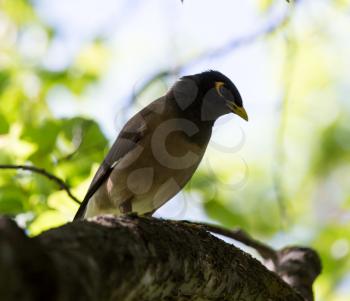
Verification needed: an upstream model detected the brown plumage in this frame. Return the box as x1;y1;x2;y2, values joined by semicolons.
74;70;248;220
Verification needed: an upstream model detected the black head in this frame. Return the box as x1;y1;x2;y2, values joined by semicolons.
195;70;243;106
173;70;248;123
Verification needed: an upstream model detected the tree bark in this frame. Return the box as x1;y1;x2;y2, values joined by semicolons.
0;215;306;301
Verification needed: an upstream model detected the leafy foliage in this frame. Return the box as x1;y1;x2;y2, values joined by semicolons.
0;0;108;231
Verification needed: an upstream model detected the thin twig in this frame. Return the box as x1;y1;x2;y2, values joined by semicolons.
0;164;81;204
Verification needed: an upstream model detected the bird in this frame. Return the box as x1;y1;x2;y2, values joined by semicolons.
74;70;248;220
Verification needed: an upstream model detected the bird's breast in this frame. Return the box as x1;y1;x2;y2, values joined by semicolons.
108;122;208;212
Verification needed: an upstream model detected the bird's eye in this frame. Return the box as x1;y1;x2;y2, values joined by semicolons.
215;82;226;97
219;85;233;99
219;85;226;96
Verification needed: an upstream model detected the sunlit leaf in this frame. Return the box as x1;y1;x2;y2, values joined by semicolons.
313;118;350;175
0;113;10;134
21;119;60;163
75;41;109;76
28;210;67;236
0;186;26;214
335;0;350;8
258;0;274;11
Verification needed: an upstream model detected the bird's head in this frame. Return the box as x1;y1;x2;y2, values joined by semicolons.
173;70;248;123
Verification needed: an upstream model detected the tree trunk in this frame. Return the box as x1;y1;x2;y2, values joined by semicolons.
0;215;305;301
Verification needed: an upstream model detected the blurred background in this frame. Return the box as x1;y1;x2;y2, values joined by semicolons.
0;0;349;300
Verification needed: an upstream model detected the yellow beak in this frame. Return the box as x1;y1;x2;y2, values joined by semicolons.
226;101;249;121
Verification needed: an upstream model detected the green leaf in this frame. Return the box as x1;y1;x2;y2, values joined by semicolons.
21;119;60;163
0;113;10;134
258;0;274;11
38;117;109;187
335;0;350;8
312;118;350;175
0;186;26;214
0;71;11;94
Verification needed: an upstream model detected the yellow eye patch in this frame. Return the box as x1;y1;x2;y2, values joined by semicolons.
215;81;225;96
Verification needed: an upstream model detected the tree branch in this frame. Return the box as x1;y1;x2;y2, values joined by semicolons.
0;164;81;204
0;214;318;301
183;221;277;260
181;221;321;301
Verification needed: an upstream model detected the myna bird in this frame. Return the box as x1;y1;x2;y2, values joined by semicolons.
74;70;248;220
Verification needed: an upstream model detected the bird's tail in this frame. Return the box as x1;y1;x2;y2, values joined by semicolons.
73;200;87;221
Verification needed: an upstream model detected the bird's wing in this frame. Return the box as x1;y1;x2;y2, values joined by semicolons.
73;112;149;221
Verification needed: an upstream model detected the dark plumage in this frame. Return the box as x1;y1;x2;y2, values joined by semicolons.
74;70;247;220
189;70;243;106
